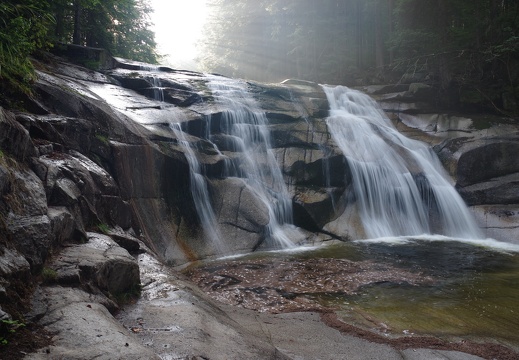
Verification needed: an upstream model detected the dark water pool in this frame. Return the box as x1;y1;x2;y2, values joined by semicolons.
315;240;519;345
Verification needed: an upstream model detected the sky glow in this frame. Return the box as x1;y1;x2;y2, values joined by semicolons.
149;0;208;69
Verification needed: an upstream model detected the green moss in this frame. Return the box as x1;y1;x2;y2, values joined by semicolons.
0;319;25;346
95;134;109;145
97;223;110;234
41;267;57;283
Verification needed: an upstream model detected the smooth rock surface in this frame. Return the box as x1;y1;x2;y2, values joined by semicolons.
25;287;159;360
114;250;486;360
117;253;290;360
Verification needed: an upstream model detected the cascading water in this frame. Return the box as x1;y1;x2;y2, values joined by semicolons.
149;75;164;103
206;76;295;248
139;65;224;251
322;85;482;239
169;123;224;251
139;65;164;102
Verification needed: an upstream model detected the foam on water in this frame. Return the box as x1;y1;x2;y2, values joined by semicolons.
356;234;519;253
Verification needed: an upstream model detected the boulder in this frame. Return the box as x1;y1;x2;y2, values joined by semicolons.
0;248;31;287
457;173;519;206
210;178;271;252
0;107;37;161
2;166;51;271
49;233;140;296
455;140;519;187
6;213;51;270
406;83;435;100
0;247;37;323
470;205;519;244
48;206;85;244
293;186;346;230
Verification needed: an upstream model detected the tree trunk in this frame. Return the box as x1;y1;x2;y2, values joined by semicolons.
355;0;363;69
375;0;385;69
72;1;82;45
54;6;64;41
436;0;451;89
387;0;395;64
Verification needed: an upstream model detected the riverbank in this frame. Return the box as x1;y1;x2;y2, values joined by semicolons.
115;245;519;360
1;236;517;359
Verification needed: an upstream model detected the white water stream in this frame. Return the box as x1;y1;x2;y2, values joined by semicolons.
322;85;482;239
169;123;225;251
207;76;295;248
129;67;484;248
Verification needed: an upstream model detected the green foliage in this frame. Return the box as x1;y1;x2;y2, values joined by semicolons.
0;319;25;346
95;133;109;144
389;0;519;113
0;0;158;102
200;0;392;83
200;0;519;114
199;0;519;114
48;0;158;63
41;267;58;283
97;223;110;234
83;60;100;70
0;1;53;92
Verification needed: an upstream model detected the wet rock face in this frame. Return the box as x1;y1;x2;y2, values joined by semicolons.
2;165;51;271
0;52;518;358
0;108;37;161
26;286;159;360
31;55;346;263
456;141;519;187
4;55;516;269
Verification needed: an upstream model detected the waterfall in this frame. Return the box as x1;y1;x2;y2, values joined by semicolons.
148;75;164;102
138;66;222;251
169;122;225;252
207;76;295;248
322;85;482;239
139;65;164;102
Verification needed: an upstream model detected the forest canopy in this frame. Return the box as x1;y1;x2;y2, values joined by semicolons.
0;0;157;93
200;0;519;114
1;0;518;115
